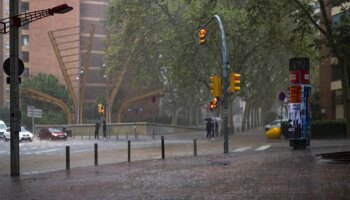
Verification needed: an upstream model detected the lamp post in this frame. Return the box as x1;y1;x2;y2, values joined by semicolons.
1;2;73;177
199;15;230;153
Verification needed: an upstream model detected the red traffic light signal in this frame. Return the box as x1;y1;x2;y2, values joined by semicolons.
209;97;219;111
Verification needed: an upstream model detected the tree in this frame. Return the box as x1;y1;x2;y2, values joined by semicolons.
289;0;350;136
21;73;72;128
106;0;318;130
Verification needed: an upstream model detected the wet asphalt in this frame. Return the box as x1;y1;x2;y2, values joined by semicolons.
1;128;350;200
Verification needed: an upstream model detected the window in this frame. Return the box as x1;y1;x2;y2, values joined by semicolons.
22;52;29;62
22;2;29;13
335;90;343;105
22;35;29;46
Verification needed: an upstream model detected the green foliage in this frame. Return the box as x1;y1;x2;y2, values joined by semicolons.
311;120;347;139
20;73;72;128
106;0;319;125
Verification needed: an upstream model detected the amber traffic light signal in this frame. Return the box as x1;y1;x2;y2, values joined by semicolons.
98;103;104;114
229;72;241;93
198;28;208;45
209;76;222;97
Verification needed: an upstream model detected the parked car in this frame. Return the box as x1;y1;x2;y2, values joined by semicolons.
38;128;67;141
3;127;34;142
265;119;288;131
0;120;7;139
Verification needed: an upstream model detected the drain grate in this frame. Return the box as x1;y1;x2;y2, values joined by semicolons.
316;151;350;162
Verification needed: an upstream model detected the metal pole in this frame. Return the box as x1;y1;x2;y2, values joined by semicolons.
10;0;20;177
194;139;197;156
66;146;70;171
32;107;34;135
94;143;98;166
128;140;131;162
161;136;165;159
200;15;229;153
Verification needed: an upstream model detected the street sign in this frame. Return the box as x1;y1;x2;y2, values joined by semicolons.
27;107;42;118
3;57;24;76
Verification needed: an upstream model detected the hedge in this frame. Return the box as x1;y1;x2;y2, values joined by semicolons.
310;120;347;139
281;120;347;139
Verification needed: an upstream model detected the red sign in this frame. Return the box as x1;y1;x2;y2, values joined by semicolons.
289;86;302;103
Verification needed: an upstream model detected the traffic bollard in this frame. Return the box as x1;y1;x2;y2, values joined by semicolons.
128;140;131;162
66;146;70;171
161;136;165;159
194;139;197;156
152;128;155;139
116;133;119;140
126;132;128;140
94;143;98;166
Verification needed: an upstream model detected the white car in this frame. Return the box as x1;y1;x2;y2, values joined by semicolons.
0;120;7;139
265;119;288;131
3;127;34;142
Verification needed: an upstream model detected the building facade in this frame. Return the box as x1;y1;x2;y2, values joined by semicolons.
1;0;109;113
319;2;348;120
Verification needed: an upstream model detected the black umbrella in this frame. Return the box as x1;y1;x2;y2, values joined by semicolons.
204;117;213;121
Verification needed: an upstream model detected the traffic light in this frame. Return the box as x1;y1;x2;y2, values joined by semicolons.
198;28;207;45
209;76;222;97
98;103;104;114
229;72;241;93
209;97;219;111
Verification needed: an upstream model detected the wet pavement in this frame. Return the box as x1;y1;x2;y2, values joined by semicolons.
1;128;350;199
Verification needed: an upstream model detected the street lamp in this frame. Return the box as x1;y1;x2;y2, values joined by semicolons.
1;2;73;177
199;15;230;153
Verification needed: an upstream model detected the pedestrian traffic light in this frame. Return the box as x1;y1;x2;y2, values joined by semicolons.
209;76;222;97
198;28;207;45
229;72;241;93
98;103;104;114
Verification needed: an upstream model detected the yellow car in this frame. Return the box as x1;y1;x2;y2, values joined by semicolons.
266;127;281;139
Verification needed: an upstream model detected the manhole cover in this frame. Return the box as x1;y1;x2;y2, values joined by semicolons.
209;161;230;166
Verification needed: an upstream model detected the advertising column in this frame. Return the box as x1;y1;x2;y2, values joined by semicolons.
288;57;311;149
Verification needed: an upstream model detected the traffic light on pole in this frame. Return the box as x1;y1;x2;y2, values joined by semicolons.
198;28;208;45
209;76;222;97
209;97;219;111
229;72;241;93
98;103;104;114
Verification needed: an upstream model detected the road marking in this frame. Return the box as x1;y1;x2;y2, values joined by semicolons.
232;147;251;152
255;145;271;151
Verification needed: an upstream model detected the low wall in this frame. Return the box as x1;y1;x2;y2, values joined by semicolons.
35;123;204;137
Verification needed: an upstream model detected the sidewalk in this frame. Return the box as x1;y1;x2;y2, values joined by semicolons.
1;130;350;200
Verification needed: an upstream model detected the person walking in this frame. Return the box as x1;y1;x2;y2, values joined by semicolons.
102;120;107;139
206;120;212;139
94;120;100;139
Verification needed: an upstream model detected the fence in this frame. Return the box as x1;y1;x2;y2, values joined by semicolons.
34;122;203;138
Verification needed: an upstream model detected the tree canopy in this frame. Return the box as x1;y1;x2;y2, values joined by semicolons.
106;0;318;127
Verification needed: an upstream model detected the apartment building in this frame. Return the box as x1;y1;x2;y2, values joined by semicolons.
319;2;349;120
1;0;108;109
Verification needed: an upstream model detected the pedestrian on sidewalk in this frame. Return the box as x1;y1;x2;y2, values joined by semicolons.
95;120;100;139
206;120;212;139
103;120;107;139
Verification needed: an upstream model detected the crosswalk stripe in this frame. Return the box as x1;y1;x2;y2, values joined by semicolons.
232;147;251;152
255;145;271;151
